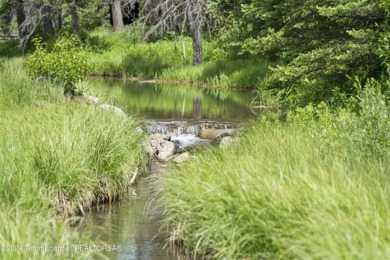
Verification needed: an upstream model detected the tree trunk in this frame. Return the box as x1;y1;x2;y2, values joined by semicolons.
70;0;81;38
112;1;124;32
57;11;62;31
16;0;28;39
186;0;203;65
41;4;55;37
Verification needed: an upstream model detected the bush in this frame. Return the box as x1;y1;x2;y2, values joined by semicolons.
26;35;89;96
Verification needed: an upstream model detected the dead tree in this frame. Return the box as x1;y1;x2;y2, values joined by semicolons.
111;0;124;31
133;0;208;65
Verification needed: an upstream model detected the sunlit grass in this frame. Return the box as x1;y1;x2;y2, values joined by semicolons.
0;205;102;259
161;58;272;88
0;57;148;258
84;28;273;89
154;121;390;259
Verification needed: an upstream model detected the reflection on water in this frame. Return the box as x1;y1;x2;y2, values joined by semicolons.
80;79;253;259
80;177;171;260
89;78;253;121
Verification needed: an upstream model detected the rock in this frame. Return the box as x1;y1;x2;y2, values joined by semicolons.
172;152;190;163
99;104;126;117
219;136;239;149
143;140;154;157
82;94;100;104
151;140;176;162
199;128;235;139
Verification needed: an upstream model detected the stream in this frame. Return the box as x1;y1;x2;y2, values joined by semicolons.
80;79;254;259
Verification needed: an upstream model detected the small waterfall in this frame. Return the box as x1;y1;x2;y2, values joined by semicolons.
145;121;242;150
146;122;201;137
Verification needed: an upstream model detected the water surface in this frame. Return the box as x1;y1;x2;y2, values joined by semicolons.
82;79;254;259
81;176;170;260
91;78;254;121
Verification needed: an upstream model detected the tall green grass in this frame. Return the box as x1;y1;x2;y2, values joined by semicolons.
0;58;147;258
161;58;272;89
85;28;272;89
1;58;147;216
154;118;390;258
1;105;146;216
0;40;21;58
0;205;101;259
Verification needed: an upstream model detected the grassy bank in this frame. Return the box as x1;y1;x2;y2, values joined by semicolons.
85;28;272;89
0;58;147;258
154;85;390;258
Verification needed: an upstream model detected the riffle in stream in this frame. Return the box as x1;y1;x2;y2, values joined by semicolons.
78;79;254;259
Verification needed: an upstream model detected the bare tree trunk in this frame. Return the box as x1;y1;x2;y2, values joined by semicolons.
187;0;203;65
57;11;62;31
70;0;81;38
41;4;55;37
16;0;28;39
112;1;124;32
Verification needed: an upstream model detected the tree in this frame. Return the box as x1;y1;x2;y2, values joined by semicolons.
111;0;124;32
138;0;207;65
68;0;81;38
213;0;387;106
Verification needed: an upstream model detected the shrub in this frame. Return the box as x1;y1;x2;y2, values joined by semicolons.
26;35;89;96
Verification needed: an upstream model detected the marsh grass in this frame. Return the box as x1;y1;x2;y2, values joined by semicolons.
0;205;102;259
1;101;146;216
161;58;272;89
85;28;272;89
153;121;390;259
0;58;147;258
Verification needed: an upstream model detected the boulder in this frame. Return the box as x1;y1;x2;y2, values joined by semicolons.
99;104;126;117
199;128;235;139
151;139;176;162
171;152;190;164
82;94;100;104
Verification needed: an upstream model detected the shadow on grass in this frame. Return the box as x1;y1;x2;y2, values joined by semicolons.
0;40;22;58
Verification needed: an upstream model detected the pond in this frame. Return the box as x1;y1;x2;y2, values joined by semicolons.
89;78;254;121
81;79;254;259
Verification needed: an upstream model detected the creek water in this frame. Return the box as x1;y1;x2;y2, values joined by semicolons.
80;79;254;259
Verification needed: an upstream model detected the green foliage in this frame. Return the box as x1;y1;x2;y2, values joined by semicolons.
0;40;21;58
122;40;192;77
26;35;89;96
154;117;390;259
0;58;147;254
0;205;102;260
287;78;390;157
378;31;390;74
162;58;272;89
212;0;387;106
346;78;390;157
1;58;147;215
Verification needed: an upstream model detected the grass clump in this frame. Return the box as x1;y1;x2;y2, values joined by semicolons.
1;58;147;216
0;205;101;259
1;105;146;216
154;80;390;259
161;58;272;89
0;57;147;258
